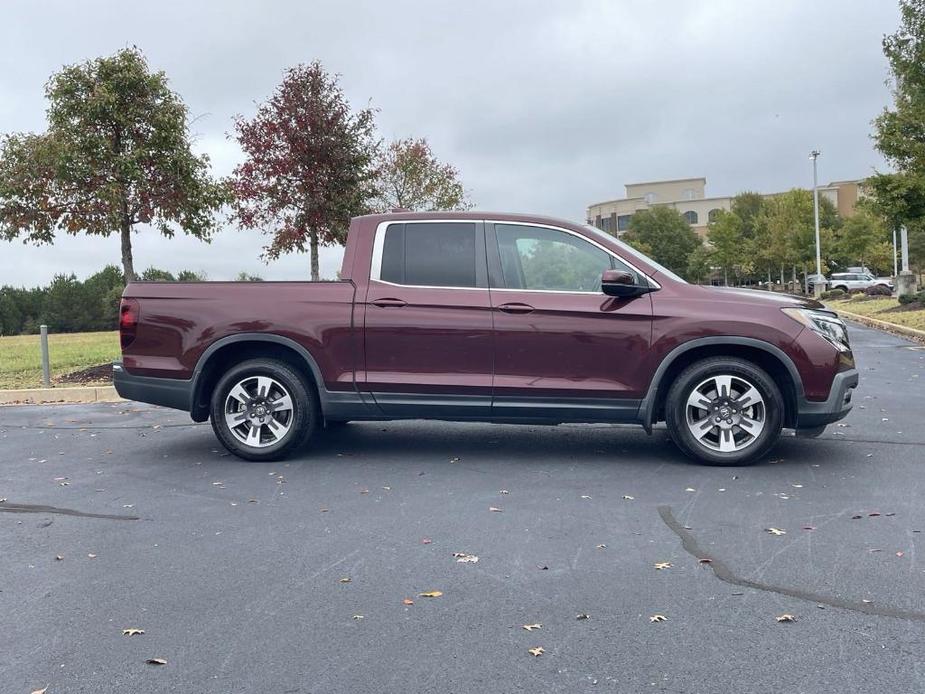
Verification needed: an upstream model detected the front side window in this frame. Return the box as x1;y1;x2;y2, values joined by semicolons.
494;224;637;292
379;222;477;287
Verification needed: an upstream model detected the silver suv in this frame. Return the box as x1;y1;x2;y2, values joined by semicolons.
828;272;893;293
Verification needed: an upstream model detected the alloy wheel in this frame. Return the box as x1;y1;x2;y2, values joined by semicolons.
223;375;294;448
685;374;766;453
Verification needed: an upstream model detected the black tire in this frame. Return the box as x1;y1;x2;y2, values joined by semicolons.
834;285;848;293
209;358;317;462
665;357;783;466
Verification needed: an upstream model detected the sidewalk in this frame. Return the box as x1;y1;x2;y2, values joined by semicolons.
0;385;122;406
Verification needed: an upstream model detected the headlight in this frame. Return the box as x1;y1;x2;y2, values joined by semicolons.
782;308;851;352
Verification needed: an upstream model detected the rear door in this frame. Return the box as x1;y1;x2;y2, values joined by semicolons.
361;220;493;418
486;221;653;422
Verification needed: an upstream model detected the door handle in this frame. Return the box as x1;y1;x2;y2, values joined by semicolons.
497;302;534;314
371;298;407;308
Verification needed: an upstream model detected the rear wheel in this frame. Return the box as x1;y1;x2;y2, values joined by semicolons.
665;357;783;466
210;358;316;461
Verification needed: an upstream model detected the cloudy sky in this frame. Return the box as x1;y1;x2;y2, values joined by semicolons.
1;0;901;285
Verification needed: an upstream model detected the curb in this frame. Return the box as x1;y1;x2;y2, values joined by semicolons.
829;305;925;343
0;385;123;406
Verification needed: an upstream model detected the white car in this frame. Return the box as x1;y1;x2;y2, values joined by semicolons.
828;272;893;293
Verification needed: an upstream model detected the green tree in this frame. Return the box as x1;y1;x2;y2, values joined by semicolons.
83;265;124;330
229;61;378;280
833;208;892;273
235;271;264;282
42;274;87;332
708;210;745;286
623;207;702;279
140;267;176;282
0;288;23;335
869;0;925;272
0;48;226;282
730;191;765;239
374;138;470;211
686;244;714;284
176;269;207;281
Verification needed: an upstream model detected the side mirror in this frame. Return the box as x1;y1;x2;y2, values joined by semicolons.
601;269;651;298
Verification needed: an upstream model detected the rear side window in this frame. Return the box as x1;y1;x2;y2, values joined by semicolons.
379;222;477;287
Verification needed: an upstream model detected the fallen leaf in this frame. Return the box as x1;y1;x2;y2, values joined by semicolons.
454;553;479;563
862;599;872;603
489;507;503;513
55;555;63;561
0;498;7;503
776;614;796;623
522;623;542;631
649;614;668;623
802;526;816;531
596;544;607;549
421;538;432;544
897;551;905;557
146;658;167;665
352;614;364;620
528;647;544;657
792;484;803;488
654;562;672;570
402;598;414;605
31;688;47;694
537;565;549;570
580;495;592;500
765;528;786;536
868;512;881;517
851;515;863;520
685;487;696;492
698;558;712;564
499;489;509;495
122;628;145;636
339;577;351;583
622;495;634;500
419;591;443;598
576;613;590;620
87;553;97;559
450;457;460;463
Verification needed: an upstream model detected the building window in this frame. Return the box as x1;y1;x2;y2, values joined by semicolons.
682;210;698;225
682;188;696;200
644;192;657;204
601;217;613;234
617;214;632;232
708;208;722;223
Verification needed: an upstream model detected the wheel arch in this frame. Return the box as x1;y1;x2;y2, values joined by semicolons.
190;334;325;422
639;337;803;431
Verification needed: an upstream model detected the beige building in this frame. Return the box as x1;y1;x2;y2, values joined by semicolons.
587;177;865;239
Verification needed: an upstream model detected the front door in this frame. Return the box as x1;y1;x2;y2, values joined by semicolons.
487;222;653;422
361;220;493;418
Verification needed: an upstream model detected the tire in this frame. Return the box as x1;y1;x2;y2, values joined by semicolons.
834;285;848;293
209;358;317;462
665;357;783;466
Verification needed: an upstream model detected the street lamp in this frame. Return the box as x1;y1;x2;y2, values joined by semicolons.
810;150;822;297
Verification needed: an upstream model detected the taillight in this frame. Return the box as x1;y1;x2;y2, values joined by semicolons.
120;298;140;349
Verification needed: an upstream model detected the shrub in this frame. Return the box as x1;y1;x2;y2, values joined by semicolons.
849;288;865;295
820;289;846;300
898;293;917;305
864;284;892;297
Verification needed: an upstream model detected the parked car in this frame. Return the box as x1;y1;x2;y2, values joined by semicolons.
114;212;858;466
828;272;894;293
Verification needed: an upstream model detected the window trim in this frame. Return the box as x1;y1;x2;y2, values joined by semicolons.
485;220;660;295
369;219;488;291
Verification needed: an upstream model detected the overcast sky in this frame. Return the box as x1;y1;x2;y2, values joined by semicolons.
0;0;901;285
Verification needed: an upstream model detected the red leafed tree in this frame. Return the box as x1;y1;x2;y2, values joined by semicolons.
229;62;378;280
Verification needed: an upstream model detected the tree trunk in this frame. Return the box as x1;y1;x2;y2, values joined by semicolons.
310;229;320;281
780;265;784;285
723;267;728;286
121;220;135;283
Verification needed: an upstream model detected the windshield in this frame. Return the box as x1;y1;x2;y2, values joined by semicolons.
583;225;688;284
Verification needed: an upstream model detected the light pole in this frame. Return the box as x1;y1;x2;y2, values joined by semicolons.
810;150;823;297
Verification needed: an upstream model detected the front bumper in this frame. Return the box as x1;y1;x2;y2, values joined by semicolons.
112;361;193;412
795;368;859;429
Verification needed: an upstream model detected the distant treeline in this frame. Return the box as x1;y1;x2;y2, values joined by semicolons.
0;266;262;336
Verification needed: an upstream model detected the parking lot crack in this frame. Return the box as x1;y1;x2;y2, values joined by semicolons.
658;505;925;622
0;502;139;521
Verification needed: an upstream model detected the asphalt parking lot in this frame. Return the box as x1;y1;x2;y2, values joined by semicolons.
2;323;925;694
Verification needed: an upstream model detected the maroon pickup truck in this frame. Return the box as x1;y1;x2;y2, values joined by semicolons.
114;211;857;465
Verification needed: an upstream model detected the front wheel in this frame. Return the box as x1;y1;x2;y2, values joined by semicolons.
665;357;783;466
210;358;317;461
